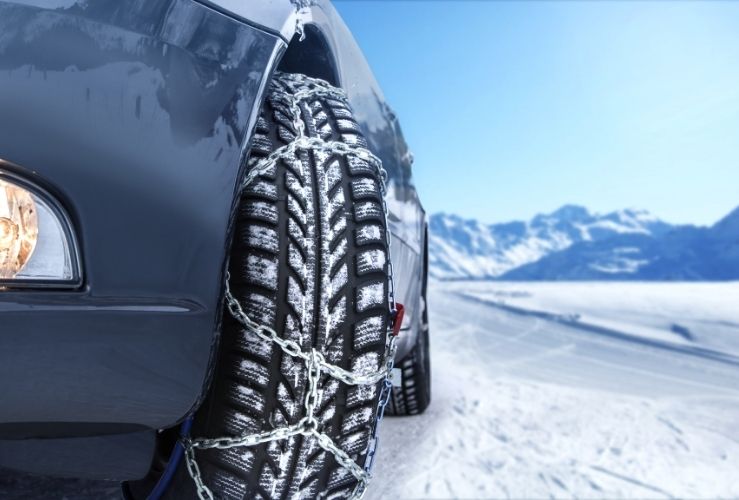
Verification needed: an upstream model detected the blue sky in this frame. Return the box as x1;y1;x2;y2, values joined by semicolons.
334;1;739;226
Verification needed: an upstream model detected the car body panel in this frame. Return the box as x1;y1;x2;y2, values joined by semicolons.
0;0;283;428
0;429;155;481
194;0;296;41
0;0;425;480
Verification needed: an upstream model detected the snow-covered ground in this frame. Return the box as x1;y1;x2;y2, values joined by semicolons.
458;281;739;355
368;281;739;499
3;281;739;498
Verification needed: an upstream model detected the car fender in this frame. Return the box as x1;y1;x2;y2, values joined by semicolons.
0;0;286;434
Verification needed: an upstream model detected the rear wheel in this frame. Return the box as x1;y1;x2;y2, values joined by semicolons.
387;301;430;416
127;73;394;499
387;236;431;416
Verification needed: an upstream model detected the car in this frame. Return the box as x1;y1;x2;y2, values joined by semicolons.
0;0;430;498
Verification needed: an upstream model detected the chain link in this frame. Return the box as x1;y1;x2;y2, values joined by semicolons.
182;74;397;500
182;438;215;500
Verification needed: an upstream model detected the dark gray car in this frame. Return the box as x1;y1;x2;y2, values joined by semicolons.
0;1;429;498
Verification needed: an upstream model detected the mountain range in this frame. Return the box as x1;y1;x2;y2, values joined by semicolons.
429;204;739;281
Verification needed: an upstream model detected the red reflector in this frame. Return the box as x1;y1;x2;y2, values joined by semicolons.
391;303;405;337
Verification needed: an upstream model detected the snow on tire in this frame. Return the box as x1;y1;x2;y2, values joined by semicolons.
166;73;392;499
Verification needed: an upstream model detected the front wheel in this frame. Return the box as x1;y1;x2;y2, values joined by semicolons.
127;72;395;499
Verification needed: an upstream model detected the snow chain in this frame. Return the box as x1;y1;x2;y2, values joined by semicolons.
182;73;398;500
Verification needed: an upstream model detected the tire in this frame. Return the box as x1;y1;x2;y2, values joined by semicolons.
387;240;430;416
132;73;393;499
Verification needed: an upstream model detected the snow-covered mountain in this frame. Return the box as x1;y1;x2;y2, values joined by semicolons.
430;205;739;280
429;205;673;279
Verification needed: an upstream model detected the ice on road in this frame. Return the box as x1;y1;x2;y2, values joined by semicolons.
368;282;739;499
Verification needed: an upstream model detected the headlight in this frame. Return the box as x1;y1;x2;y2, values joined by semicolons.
0;171;81;288
0;179;37;278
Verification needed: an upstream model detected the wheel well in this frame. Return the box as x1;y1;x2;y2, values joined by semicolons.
277;25;339;86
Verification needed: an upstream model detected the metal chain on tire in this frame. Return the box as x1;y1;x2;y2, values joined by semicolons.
182;74;399;500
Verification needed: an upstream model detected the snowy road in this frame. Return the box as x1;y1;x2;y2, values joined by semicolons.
368;283;739;499
3;282;739;498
